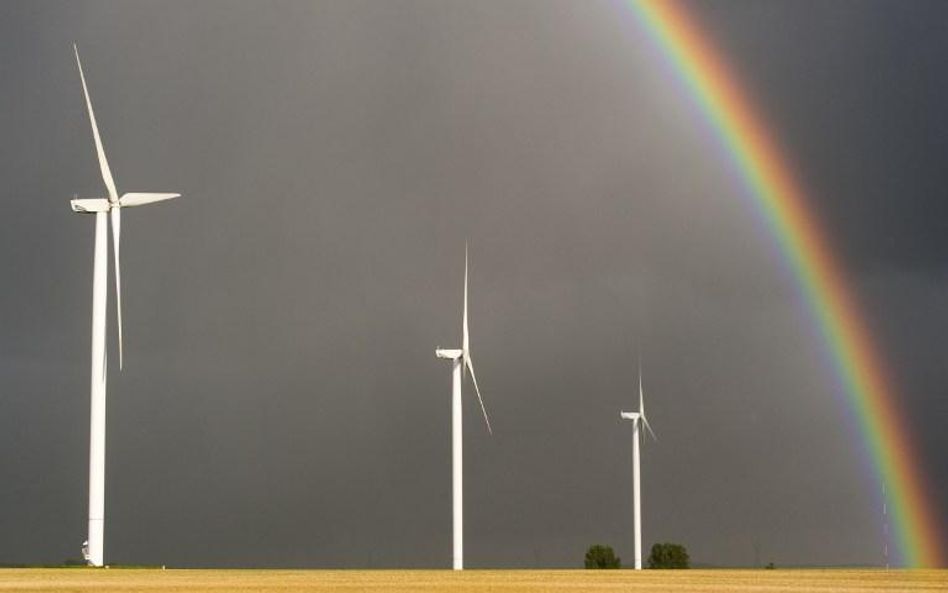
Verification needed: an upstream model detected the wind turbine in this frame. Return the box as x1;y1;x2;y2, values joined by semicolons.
435;243;492;570
620;365;657;570
70;45;180;567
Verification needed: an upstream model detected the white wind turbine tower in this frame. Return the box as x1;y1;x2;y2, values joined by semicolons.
620;365;657;570
71;45;180;567
435;244;492;571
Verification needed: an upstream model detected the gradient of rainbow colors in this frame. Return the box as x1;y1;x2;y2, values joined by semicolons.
621;0;942;567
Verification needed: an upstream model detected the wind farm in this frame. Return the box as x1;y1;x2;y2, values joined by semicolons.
3;0;948;591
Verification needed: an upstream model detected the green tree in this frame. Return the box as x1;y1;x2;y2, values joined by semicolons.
584;544;621;569
647;542;690;569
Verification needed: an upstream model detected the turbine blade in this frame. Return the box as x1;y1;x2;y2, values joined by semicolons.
638;370;645;417
465;355;492;434
638;364;656;440
110;207;123;370
74;45;118;204
642;414;658;442
119;192;180;208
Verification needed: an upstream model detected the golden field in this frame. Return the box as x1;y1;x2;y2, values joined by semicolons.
0;569;945;593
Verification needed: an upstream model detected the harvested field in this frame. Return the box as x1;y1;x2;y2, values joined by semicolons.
0;568;945;593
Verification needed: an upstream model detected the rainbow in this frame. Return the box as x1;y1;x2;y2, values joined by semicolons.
621;0;942;567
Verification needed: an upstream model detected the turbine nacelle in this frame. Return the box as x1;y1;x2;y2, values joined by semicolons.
436;348;463;360
620;411;640;421
71;198;111;213
70;193;180;214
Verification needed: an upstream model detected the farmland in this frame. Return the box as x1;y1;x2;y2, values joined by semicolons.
0;568;944;593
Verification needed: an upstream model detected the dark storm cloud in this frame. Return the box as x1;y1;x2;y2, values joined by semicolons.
1;0;946;568
689;0;948;271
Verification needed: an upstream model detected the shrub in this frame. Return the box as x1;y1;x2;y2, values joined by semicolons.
584;544;621;569
647;542;689;569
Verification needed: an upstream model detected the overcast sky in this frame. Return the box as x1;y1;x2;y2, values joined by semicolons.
1;0;947;568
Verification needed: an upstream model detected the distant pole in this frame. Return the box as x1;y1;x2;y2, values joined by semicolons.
882;483;889;570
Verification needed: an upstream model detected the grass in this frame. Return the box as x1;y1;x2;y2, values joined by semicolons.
0;568;944;592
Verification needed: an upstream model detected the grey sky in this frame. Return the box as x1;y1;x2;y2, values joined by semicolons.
1;0;946;568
